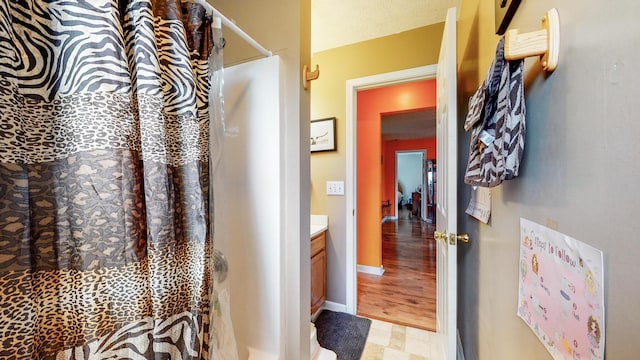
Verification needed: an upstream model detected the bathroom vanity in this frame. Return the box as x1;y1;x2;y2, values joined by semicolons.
309;216;337;360
310;231;326;315
310;215;328;315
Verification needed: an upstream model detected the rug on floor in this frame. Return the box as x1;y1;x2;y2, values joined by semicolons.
314;310;371;360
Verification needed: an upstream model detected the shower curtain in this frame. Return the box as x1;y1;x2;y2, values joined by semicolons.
0;0;231;358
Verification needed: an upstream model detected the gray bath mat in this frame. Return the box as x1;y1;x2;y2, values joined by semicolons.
314;310;371;360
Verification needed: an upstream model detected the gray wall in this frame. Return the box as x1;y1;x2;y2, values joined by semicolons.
457;0;640;359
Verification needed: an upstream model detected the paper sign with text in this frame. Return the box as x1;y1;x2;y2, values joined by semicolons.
465;186;491;224
518;218;604;360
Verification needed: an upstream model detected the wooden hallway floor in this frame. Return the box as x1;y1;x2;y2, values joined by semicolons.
357;208;437;331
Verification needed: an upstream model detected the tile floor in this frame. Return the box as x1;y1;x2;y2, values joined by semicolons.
361;318;443;360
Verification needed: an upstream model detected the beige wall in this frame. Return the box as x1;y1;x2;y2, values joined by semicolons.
310;24;443;304
457;0;640;359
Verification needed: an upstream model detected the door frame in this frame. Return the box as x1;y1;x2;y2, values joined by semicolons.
395;150;427;219
345;64;438;314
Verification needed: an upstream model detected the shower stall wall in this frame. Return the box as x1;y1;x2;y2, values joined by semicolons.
215;56;285;360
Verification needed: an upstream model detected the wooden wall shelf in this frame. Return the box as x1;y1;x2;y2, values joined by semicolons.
505;8;560;71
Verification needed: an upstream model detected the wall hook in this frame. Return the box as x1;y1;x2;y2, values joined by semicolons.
303;64;320;90
504;8;560;71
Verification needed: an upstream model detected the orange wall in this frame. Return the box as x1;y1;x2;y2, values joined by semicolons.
356;79;436;267
382;138;436;212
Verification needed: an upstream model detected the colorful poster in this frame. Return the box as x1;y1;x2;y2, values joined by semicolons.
518;219;604;360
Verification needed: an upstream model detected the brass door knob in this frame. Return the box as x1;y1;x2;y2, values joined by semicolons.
434;231;470;244
434;230;448;241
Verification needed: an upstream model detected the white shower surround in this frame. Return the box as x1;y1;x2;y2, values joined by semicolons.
215;56;284;360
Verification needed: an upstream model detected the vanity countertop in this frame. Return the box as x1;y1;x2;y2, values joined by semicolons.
310;225;327;238
310;215;328;238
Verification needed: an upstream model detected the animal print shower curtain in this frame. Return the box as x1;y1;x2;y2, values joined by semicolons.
0;0;224;358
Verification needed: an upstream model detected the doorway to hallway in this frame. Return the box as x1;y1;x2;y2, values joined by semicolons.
346;65;438;331
357;208;437;330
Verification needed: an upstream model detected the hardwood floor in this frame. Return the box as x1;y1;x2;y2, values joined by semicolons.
357;208;437;331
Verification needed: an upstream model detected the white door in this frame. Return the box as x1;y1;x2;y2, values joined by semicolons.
435;7;458;360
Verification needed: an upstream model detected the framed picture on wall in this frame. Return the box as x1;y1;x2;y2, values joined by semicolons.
495;0;521;34
310;117;336;152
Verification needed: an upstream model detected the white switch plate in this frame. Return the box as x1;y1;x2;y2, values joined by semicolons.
326;181;344;195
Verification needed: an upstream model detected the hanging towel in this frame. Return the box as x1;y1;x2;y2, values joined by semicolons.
463;37;526;187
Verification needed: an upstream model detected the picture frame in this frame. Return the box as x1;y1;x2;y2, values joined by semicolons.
495;0;521;35
310;117;336;152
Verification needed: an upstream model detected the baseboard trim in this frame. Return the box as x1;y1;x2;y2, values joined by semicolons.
322;300;347;313
357;264;385;276
312;301;348;321
381;216;397;224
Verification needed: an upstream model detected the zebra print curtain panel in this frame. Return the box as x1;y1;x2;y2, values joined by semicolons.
0;0;223;358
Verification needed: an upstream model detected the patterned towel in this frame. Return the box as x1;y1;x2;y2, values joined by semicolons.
463;37;526;187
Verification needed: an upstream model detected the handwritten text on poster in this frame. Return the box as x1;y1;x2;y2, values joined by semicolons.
518;219;604;360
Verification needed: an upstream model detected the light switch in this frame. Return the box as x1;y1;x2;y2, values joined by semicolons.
326;181;344;196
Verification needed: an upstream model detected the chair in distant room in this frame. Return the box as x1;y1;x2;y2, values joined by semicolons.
411;191;421;217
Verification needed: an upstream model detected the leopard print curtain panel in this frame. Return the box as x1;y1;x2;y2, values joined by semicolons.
0;0;219;358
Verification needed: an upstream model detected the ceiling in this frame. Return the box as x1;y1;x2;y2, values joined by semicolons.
381;109;436;141
311;0;460;54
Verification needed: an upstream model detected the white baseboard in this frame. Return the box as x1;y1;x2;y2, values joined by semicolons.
312;300;348;321
323;300;347;313
381;216;396;224
357;264;385;276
